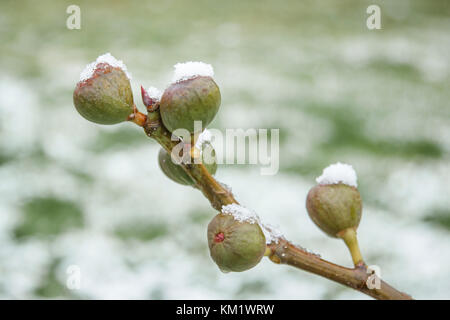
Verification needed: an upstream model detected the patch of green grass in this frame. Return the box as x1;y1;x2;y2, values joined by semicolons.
304;104;443;159
26;147;50;165
188;210;213;224
14;197;84;240
368;59;422;82
0;152;14;166
65;166;94;184
149;287;165;300
320;285;347;300
367;139;443;158
89;127;146;152
34;258;81;299
236;280;269;296
423;209;450;231
115;221;169;242
282;157;330;177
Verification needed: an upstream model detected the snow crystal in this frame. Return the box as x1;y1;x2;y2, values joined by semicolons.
221;204;284;244
195;129;212;150
172;61;214;83
147;86;162;101
79;53;132;82
316;162;358;187
261;223;284;245
221;204;259;224
294;244;321;258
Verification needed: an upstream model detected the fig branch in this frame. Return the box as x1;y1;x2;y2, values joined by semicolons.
73;55;413;300
143;111;236;210
135;107;412;300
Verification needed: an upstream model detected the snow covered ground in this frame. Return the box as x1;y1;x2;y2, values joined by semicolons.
0;0;449;299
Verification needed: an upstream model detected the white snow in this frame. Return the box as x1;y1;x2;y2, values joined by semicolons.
172;61;214;83
260;223;284;245
316;162;358;187
222;203;259;224
195;129;212;150
221;204;284;244
147;86;162;101
79;53;132;82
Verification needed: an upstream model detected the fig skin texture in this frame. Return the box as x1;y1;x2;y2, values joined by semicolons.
306;183;362;237
73;63;134;125
159;76;221;133
158;144;217;186
207;213;266;273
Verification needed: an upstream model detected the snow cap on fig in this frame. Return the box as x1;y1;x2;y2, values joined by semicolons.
316;162;357;188
74;53;134;125
160;61;221;133
306;162;362;238
208;209;266;273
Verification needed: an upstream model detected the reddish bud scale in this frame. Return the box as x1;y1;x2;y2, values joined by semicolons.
141;86;159;111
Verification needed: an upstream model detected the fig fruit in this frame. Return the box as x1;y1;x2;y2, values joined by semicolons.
74;59;134;125
207;213;266;273
159;76;221;133
306;183;362;238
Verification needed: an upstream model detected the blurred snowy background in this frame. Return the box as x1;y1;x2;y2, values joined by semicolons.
0;0;449;299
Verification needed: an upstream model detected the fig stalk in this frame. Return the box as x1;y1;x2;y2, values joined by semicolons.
338;227;364;266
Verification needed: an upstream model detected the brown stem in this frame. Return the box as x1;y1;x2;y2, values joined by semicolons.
268;239;412;300
187;162;237;210
140;109;413;300
143;111;236;210
127;106;147;127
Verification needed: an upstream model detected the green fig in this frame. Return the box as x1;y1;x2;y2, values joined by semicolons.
159;76;221;133
207;213;266;273
306;183;362;238
73;62;134;125
158;143;217;186
307;162;365;266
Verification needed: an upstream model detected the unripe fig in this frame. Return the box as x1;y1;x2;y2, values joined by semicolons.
158;143;217;186
306;183;362;238
207;213;266;273
74;61;134;125
159;76;221;133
